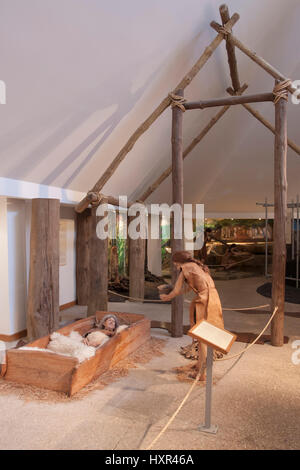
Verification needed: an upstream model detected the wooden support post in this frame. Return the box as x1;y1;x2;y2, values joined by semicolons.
129;218;145;302
184;92;274;110
171;89;184;337
75;13;240;212
271;80;288;346
27;199;60;340
87;200;108;315
76;209;91;305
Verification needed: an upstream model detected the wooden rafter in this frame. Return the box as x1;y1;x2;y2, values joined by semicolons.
75;13;240;212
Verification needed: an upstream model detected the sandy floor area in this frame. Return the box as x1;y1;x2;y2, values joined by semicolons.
0;276;299;450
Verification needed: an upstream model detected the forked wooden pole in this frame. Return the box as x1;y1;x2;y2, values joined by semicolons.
271;80;288;347
219;4;241;92
75;13;240;212
210;21;297;94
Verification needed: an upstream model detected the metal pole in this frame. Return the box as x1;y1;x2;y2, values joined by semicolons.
291;200;295;260
265;197;268;277
199;346;218;434
297;195;299;288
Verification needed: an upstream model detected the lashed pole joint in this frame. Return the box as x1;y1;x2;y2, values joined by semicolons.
210;20;297;95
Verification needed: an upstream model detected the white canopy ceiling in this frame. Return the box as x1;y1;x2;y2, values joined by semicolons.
1;0;300;215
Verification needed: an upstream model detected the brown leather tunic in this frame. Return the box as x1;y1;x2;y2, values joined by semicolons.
181;262;224;329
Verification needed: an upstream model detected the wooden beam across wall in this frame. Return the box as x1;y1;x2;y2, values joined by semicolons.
75;13;240;213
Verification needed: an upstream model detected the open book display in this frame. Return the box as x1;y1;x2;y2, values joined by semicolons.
188;320;237;354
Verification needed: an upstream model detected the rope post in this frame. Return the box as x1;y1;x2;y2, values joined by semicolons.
198;346;218;434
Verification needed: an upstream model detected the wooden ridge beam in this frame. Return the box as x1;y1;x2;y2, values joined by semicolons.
75;13;240;213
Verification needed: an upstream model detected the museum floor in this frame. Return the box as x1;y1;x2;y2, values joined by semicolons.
0;276;299;450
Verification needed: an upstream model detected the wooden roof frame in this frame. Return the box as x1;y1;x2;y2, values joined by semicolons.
75;3;299;213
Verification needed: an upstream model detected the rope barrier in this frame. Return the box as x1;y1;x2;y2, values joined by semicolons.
108;289;270;311
144;306;278;449
108;289;169;303
207;255;254;268
145;363;206;450
215;306;278;361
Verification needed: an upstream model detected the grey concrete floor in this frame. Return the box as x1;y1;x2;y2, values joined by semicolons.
0;276;299;450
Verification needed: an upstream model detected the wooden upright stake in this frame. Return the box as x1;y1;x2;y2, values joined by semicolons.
27;199;60;340
171;89;184;337
76;209;91;305
129;216;146;301
271;81;288;346
87;201;108;315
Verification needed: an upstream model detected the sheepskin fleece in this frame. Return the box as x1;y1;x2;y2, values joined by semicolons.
47;331;95;363
116;325;128;333
86;331;109;347
85;325;128;347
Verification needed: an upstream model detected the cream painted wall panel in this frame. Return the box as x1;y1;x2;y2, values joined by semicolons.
7;199;27;333
0;198;11;335
59;206;76;306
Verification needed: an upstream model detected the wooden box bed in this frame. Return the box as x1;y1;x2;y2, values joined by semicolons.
2;311;150;396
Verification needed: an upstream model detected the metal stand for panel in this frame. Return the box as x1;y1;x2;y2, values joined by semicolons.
199;346;218;434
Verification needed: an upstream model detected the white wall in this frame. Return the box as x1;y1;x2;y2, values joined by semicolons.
6;199;27;334
0;198;11;335
147;214;162;277
59;205;76;306
0;199;77;337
